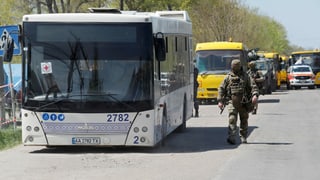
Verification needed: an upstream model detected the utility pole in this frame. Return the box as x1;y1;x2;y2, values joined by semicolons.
0;56;4;128
8;61;16;130
120;0;124;10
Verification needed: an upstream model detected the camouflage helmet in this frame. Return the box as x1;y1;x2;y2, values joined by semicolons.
231;59;241;72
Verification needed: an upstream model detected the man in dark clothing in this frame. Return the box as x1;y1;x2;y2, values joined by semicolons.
194;66;199;117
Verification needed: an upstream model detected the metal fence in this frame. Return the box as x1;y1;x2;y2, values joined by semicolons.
0;96;21;130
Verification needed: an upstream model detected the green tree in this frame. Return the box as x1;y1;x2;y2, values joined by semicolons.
25;0;106;14
116;0;182;11
187;0;249;44
1;0;301;56
186;0;292;54
0;0;19;25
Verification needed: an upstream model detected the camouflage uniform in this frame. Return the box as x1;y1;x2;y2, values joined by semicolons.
217;59;259;144
247;61;264;114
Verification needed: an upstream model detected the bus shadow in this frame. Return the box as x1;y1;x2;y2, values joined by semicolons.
153;126;257;153
273;90;289;94
30;126;258;154
153;126;292;153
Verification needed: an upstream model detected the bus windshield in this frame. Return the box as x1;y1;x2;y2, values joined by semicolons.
256;61;268;71
195;50;244;74
22;22;154;113
292;53;320;70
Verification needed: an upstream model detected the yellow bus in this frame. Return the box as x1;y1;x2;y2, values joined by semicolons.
290;50;320;87
194;41;248;104
279;55;289;85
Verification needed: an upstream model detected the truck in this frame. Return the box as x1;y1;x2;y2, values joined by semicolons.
257;51;282;90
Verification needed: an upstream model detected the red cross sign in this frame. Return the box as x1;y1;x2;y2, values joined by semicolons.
41;62;52;74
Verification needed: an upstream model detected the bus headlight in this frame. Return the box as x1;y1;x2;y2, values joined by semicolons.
34;126;40;132
140;137;146;142
142;126;148;132
26;126;32;131
28;136;34;142
133;127;139;133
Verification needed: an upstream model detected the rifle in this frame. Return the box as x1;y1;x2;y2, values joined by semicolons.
220;104;225;114
219;98;228;114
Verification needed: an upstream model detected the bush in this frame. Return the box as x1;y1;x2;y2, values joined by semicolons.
0;126;22;151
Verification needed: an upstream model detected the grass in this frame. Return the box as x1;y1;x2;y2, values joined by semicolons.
0;126;22;151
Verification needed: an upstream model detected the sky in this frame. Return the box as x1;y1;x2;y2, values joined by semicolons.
244;0;320;50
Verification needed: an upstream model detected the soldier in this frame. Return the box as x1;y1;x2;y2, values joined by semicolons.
247;61;264;114
194;66;199;117
217;59;259;144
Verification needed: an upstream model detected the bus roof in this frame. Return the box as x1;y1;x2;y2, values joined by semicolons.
280;55;288;61
195;41;246;51
22;11;192;35
23;10;190;22
257;52;279;59
291;50;320;55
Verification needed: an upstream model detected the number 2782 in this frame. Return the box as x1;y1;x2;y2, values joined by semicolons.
106;114;129;122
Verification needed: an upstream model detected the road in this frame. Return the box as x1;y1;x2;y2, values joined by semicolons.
1;87;320;180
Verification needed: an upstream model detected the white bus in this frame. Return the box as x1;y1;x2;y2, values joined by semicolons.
3;9;193;147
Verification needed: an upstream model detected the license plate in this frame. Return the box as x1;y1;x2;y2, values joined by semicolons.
207;93;216;97
72;137;101;145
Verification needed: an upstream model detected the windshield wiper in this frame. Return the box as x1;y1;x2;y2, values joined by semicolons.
34;98;68;111
103;93;137;111
32;93;74;111
67;34;87;94
200;71;209;75
33;93;137;112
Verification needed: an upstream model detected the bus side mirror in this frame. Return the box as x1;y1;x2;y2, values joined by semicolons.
154;32;166;61
2;36;14;62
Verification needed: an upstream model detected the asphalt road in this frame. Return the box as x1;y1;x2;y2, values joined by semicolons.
1;87;320;180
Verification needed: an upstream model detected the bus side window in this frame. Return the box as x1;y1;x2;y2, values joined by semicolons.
314;57;320;66
154;32;166;61
197;57;208;72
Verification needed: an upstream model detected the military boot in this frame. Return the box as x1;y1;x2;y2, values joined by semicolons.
227;137;236;145
227;126;237;145
227;136;236;145
240;136;247;144
252;109;257;114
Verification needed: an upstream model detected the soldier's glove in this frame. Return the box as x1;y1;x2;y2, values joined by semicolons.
252;95;258;104
218;102;224;109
